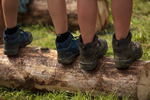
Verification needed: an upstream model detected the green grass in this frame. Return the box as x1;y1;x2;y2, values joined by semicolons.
22;24;57;49
0;0;150;100
0;87;133;100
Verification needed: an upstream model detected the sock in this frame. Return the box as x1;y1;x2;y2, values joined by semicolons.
6;25;18;35
56;31;70;43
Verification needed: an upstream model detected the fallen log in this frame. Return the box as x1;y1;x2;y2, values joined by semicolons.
17;0;109;33
0;46;150;100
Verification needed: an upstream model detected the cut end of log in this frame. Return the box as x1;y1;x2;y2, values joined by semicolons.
138;62;150;100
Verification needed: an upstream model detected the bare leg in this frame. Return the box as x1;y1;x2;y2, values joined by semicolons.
111;0;143;69
2;0;18;28
47;0;68;35
1;0;33;56
0;0;5;44
0;0;5;31
111;0;133;40
77;0;97;44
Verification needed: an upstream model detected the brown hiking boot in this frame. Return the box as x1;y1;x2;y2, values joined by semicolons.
112;32;143;69
79;35;108;70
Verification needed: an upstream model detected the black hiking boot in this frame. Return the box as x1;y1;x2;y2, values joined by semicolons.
112;32;143;69
79;35;108;70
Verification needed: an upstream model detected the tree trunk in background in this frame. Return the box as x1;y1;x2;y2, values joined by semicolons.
18;0;109;33
0;46;150;100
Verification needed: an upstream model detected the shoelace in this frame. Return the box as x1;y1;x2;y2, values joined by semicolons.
70;34;79;41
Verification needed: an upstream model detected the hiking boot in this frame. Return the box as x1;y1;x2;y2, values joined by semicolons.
112;32;143;69
56;32;79;64
3;24;33;56
79;35;108;70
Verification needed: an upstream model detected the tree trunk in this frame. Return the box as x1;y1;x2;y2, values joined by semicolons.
17;0;109;33
0;46;150;100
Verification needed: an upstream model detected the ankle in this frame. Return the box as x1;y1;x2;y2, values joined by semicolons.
56;31;70;43
79;34;97;45
81;35;95;45
113;32;132;46
6;25;18;35
79;35;98;50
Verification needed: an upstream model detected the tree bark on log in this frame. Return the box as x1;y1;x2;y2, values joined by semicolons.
17;0;109;33
0;46;150;100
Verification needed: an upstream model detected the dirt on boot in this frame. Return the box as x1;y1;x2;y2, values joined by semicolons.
112;32;143;69
79;35;108;70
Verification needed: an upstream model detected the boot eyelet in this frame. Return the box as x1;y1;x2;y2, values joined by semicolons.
82;46;86;51
115;42;119;46
4;36;8;41
57;44;61;49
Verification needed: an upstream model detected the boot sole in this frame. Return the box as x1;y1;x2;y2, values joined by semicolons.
4;42;30;56
114;51;143;69
80;45;108;71
58;52;79;64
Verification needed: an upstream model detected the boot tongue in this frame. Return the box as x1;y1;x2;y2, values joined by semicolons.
113;32;132;46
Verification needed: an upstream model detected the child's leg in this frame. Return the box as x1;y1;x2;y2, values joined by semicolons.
47;0;67;35
47;0;79;64
111;0;143;68
2;0;18;28
2;0;33;56
111;0;133;40
0;0;5;44
78;0;108;70
77;0;97;44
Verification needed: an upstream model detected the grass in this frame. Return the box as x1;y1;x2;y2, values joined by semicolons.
0;87;133;100
0;0;150;99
